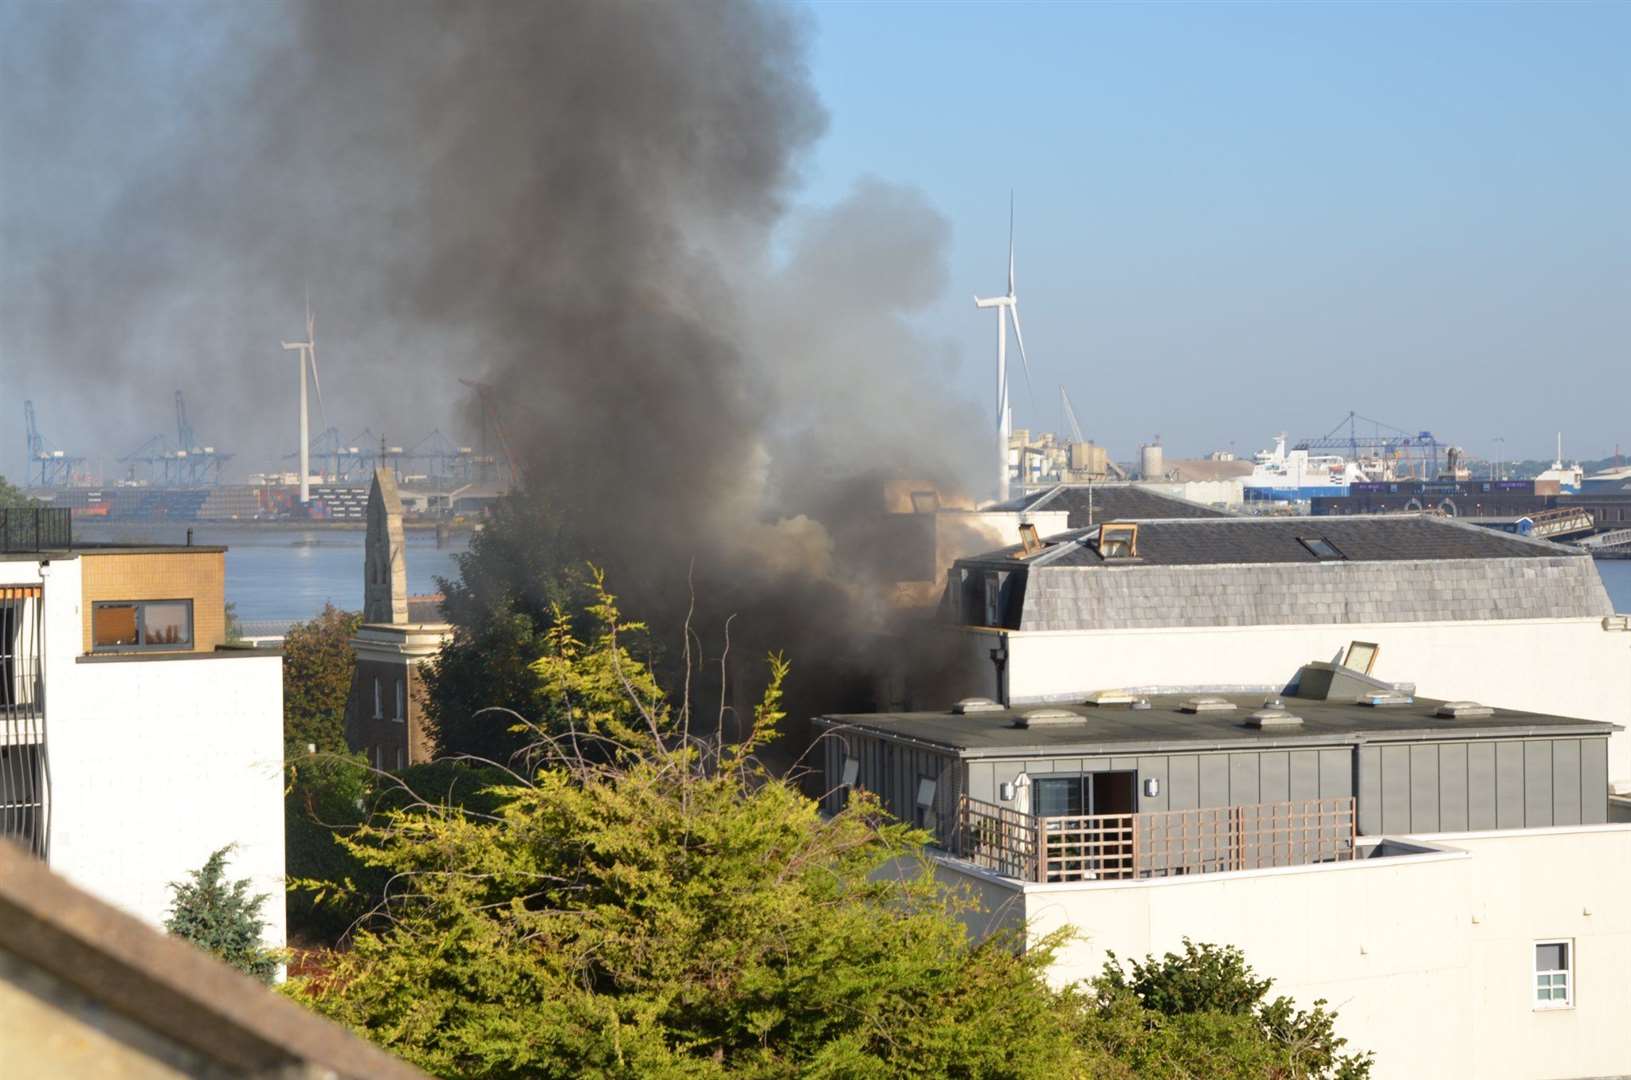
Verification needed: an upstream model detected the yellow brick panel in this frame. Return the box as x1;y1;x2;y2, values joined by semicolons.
80;551;227;654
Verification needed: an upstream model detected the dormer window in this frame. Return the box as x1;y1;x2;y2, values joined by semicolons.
1095;523;1138;559
1298;536;1345;560
1017;523;1044;556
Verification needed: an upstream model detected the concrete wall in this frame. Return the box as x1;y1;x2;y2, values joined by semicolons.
973;616;1631;785
0;556;286;952
50;652;286;949
79;550;227;653
936;824;1631;1080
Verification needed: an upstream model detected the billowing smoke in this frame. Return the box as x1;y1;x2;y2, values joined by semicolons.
2;1;987;755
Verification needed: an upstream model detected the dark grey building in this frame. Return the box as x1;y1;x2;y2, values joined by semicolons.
995;482;1234;528
815;658;1618;881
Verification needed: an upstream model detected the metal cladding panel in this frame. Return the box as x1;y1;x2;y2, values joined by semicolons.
1229;754;1260;806
1198;755;1229;808
968;760;996;805
1524;741;1554;827
1553;740;1582;827
1582;739;1609;825
1136;756;1171;813
1380;746;1411;834
1468;743;1498;830
1320;749;1353;800
1260;752;1290;804
1358;746;1382;835
1169;755;1199;811
1410;744;1441;833
1495;742;1525;829
1288;751;1320;801
1439;743;1469;832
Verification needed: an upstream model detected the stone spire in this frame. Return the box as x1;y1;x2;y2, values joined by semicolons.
363;468;408;625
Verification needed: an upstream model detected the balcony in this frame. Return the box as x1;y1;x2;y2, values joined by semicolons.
1;583;47;857
1;508;72;553
954;794;1357;883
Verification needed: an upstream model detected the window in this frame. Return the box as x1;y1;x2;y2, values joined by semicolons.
373;678;383;720
1033;771;1138;818
91;600;192;651
915;777;938;830
1095;523;1138;559
1017;523;1044;556
840;757;860;788
394;679;405;723
1297;536;1346;560
1534;941;1572;1008
395;747;404;771
1342;641;1380;675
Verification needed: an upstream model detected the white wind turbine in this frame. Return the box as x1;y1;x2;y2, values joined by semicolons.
280;294;328;505
973;198;1035;504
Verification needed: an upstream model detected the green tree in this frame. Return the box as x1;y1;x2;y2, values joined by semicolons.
1083;940;1374;1079
423;492;585;764
0;474;36;509
290;578;1372;1079
165;846;279;985
282;603;362;755
290;577;1086;1078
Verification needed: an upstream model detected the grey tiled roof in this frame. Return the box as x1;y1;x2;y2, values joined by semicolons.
967;514;1585;568
951;515;1615;630
999;484;1232;528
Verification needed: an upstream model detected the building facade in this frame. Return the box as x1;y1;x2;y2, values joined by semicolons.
0;510;285;949
941;515;1631;788
343;471;450;768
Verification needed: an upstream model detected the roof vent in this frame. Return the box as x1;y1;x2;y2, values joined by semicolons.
952;697;1004;715
1084;689;1139;706
1357;690;1413;707
1436;701;1494;719
1244;708;1303;729
1178;696;1237;714
1013;708;1086;729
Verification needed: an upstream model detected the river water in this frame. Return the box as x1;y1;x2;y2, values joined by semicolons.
71;522;1631;630
73;522;470;632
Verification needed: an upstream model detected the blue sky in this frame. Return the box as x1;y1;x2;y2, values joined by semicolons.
796;2;1630;462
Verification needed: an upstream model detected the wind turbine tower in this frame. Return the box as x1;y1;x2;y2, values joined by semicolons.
280;299;325;505
973;198;1034;505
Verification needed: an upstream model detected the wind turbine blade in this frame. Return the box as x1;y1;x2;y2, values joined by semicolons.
1007;192;1015;296
1009;301;1037;419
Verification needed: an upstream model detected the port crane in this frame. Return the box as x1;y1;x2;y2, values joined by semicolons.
23;401;86;487
459;379;520;486
1295;411;1444;481
172;390;231;485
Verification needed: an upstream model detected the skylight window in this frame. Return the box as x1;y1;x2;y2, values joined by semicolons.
1096;523;1139;559
1298;536;1346;560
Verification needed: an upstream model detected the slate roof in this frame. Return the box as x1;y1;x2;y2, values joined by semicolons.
998;483;1231;523
817;692;1617;759
998;484;1232;528
964;513;1586;569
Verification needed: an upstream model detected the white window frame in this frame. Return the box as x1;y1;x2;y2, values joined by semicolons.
1533;939;1573;1010
394;679;405;723
373;678;383;720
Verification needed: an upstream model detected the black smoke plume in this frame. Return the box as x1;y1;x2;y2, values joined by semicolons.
2;1;987;758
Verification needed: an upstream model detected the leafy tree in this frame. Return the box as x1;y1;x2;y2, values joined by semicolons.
0;474;36;509
289;577;1086;1077
282;603;362;755
423;492;586;764
1084;939;1374;1079
290;578;1372;1078
165;846;279;985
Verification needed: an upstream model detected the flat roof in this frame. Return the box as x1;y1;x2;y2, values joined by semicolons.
0;544;228;562
817;692;1618;759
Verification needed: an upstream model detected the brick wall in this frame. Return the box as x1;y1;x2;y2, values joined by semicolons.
78;551;227;653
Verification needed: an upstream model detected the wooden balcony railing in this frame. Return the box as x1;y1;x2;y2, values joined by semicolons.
955;794;1357;883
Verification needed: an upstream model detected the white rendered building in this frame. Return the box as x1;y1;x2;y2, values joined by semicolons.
819;660;1629;1079
1;511;285;951
941;514;1631;788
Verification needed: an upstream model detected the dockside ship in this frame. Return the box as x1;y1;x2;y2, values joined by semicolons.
1242;434;1373;502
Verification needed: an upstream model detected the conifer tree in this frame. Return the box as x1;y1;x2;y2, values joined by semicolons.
165;846;279;985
